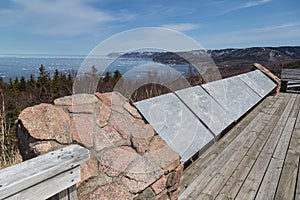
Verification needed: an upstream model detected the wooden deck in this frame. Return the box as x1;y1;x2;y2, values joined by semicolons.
179;92;300;200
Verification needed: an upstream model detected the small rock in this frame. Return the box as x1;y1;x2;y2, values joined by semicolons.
54;94;99;106
95;92;112;107
87;182;132;200
169;189;180;200
30;141;64;155
109;112;134;140
155;191;169;200
79;153;98;186
122;156;163;193
151;175;167;195
134;188;155;200
131;124;154;153
111;92;128;106
72;114;94;148
123;101;142;119
94;126;123;152
148;136;180;173
97;103;111;127
99;146;139;177
68;103;97;113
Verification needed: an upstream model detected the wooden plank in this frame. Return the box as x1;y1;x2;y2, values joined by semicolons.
199;106;281;198
214;94;291;200
256;117;296;199
202;93;290;199
275;97;300;200
6;166;80;200
281;69;300;81
235;94;296;200
179;95;281;199
180;95;278;191
180;114;263;199
58;189;69;200
274;151;299;200
296;156;300;200
68;185;78;200
287;83;300;88
0;145;89;199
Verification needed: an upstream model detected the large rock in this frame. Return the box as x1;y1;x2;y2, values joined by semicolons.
19;103;71;144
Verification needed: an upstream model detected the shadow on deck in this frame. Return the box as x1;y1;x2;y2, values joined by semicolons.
180;92;300;199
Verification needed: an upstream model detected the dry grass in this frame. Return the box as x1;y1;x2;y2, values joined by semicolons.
0;147;22;169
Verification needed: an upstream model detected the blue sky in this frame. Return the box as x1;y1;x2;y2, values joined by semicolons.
0;0;299;55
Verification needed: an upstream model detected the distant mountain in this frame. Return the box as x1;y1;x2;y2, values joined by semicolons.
152;46;300;67
107;51;163;59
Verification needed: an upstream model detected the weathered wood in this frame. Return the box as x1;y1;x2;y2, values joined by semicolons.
235;95;296;199
256;117;296;199
275;103;300;200
0;144;89;199
58;188;70;200
274;152;299;200
68;185;78;200
5;166;80;200
198;102;281;199
180;93;300;200
179;95;281;199
281;68;300;81
57;185;77;200
214;94;289;200
281;68;300;92
179;95;278;191
296;156;300;200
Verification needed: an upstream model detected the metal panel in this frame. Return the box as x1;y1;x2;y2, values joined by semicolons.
175;86;233;137
202;76;262;121
238;70;276;98
134;93;214;162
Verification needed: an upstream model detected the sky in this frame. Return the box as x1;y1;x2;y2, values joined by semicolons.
0;0;299;55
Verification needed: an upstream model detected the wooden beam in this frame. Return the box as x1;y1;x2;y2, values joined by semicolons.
0;145;89;199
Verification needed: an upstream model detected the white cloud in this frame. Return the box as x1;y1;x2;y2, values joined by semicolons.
161;23;200;32
0;0;134;36
210;0;272;16
200;22;300;49
241;0;271;9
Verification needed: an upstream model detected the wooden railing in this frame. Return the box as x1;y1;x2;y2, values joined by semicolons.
0;145;89;200
281;68;300;92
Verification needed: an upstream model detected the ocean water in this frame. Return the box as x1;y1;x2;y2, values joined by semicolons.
0;54;196;83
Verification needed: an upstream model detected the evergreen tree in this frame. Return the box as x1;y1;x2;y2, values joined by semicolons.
19;76;26;92
103;71;111;82
113;70;122;79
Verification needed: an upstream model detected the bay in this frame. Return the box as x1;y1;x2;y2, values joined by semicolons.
0;54;196;82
